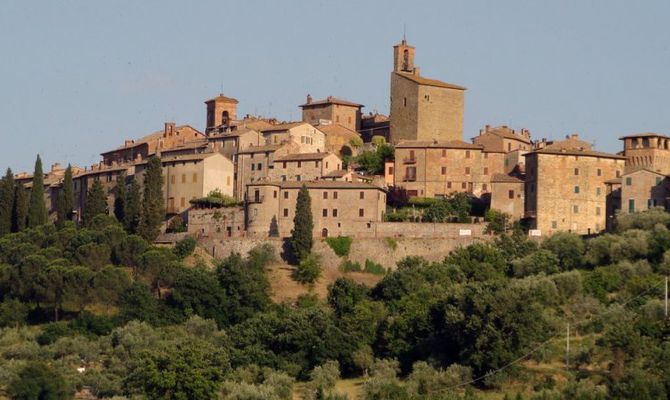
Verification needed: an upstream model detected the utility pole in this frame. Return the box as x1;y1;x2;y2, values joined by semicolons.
566;323;570;369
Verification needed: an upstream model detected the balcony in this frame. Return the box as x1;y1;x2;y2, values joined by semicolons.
247;195;265;204
403;176;417;182
403;157;417;164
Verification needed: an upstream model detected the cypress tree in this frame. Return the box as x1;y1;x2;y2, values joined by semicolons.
27;155;48;227
124;178;141;234
289;184;313;261
0;168;15;235
12;184;28;232
56;165;74;227
114;171;127;223
138;156;164;241
82;179;108;226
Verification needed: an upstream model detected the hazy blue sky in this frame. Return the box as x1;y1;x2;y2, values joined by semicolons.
1;1;669;172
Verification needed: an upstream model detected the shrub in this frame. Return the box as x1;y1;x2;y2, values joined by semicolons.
8;361;70;400
341;260;362;272
484;209;511;234
364;259;386;275
384;237;398;251
293;254;322;284
174;236;197;260
325;236;353;257
166;215;187;233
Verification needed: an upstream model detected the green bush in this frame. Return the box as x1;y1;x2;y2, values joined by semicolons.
341;260;362;272
364;259;386;275
293;254;322;284
166;215;187;233
325;236;353;257
174;236;197;260
384;237;398;251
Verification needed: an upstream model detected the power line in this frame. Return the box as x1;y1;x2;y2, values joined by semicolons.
446;277;667;389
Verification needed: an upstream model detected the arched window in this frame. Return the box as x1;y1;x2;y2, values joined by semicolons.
403;49;409;70
222;111;230;125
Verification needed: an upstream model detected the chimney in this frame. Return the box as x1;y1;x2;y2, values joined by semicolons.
571;134;579;139
327;95;333;102
51;163;62;173
485;124;491;132
164;122;176;136
306;94;312;104
124;140;133;147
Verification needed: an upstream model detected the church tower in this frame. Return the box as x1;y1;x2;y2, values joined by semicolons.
393;39;416;74
205;93;239;134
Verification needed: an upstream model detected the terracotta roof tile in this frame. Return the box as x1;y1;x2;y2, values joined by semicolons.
394;72;466;90
274;152;335;162
491;173;524;183
395;140;482;149
300;97;363;108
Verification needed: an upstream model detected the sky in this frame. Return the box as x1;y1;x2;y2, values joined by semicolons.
1;0;669;172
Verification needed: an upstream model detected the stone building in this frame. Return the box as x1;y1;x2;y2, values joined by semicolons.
359;112;390;142
300;95;363;131
389;39;465;144
316;124;362;157
233;142;302;200
245;181;387;238
187;205;245;239
72;164;132;221
619;168;670;213
134;153;234;216
260;122;326;153
101;122;205;167
268;152;342;182
205;94;238;133
523;135;625;235
207;128;265;159
490;173;525;221
393;140;502;197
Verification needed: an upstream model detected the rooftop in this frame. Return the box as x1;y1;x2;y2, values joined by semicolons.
394;72;466;90
249;180;384;190
205;93;239;104
395;140;482;149
237;144;284;154
525;147;627;160
618;132;670;140
260;122;307;133
274;152;335;162
491;173;524;183
300;96;363;108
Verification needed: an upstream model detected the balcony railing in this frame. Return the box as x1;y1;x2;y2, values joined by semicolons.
403;157;417;164
403;176;417;182
247;195;265;204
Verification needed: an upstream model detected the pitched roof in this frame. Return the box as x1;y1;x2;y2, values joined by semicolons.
205;94;239;104
274;152;336;162
135;153;220;165
300;97;363;108
260;122;307;133
394;72;466;90
491;173;524;183
605;177;622;185
478;126;532;144
395;140;482;150
622;167;667;177
321;170;350;178
208;127;261;139
525;148;627;160
237;144;284;154
101;124;204;155
249;180;385;190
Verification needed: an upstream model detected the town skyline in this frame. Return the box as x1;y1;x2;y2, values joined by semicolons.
2;0;670;172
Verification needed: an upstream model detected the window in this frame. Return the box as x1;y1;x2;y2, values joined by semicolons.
465;150;471;158
573;205;579;213
333;209;338;217
323;192;328;199
465;167;470;175
171;175;176;184
192;173;197;183
628;199;635;213
181;174;186;183
626;177;632;186
281;175;287;181
574;168;579;176
447;182;452;189
359;208;364;217
334;191;338;199
323;209;328;217
442;149;446;157
297;161;302;168
648;199;657;208
508;143;512;151
296;175;301;181
359;191;364;199
283;162;287;169
389;166;394;175
403;97;407;107
226;176;231;185
597;169;602;176
257;163;262;171
251;164;255;171
348;116;352;124
596;187;601;196
326;162;329;168
483;167;488;175
616;170;621;178
273;190;277;198
461;182;467;189
574;186;580;194
482;183;488;191
441;166;447;175
596;207;601;216
508;190;514;199
283;192;288;199
315;161;319;167
283;208;289;217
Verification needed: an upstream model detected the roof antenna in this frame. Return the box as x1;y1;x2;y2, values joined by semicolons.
403;23;406;43
220;82;223;95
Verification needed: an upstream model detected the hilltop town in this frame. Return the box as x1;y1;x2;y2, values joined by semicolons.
9;38;667;242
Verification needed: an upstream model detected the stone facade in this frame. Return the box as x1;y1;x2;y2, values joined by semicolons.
207;128;265;159
619;168;670;213
260;122;326;153
490;174;525;221
524;136;625;235
269;152;342;182
389;39;465;144
134;153;234;215
233;142;302;200
317;124;362;157
205;94;238;132
300;95;363;131
187;206;245;239
245;181;386;238
620;133;670;174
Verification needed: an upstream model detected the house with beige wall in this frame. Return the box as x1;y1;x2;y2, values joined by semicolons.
260;122;326;153
300;95;363;131
134;152;234;216
269;152;342;182
490;173;525;221
524;135;625;235
317;124;362;157
619;168;669;213
245;181;386;238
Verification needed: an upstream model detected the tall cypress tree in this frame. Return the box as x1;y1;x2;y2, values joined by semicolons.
82;180;108;226
12;184;28;232
27;155;48;228
56;165;74;227
0;168;15;236
114;171;127;223
289;184;314;261
138;156;164;241
124;178;141;234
